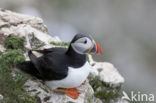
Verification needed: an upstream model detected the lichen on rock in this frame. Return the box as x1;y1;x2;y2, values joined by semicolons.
0;8;127;103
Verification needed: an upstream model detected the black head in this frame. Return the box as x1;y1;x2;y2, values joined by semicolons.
69;34;102;55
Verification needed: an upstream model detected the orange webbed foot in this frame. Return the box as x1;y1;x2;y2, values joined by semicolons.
55;88;79;99
65;88;79;99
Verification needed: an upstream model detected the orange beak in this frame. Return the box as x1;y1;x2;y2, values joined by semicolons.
95;42;102;55
89;41;103;55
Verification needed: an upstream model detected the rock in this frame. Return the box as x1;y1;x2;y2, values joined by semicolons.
0;45;5;52
25;79;94;103
88;55;125;102
0;94;3;101
89;55;124;86
0;8;127;103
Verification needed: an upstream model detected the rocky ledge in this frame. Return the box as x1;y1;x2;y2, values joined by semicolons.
0;8;127;103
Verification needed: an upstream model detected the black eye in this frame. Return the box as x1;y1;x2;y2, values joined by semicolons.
84;40;87;44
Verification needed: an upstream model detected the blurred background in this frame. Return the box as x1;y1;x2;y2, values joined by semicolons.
0;0;156;102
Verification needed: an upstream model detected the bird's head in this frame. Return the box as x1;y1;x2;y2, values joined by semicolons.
70;34;102;55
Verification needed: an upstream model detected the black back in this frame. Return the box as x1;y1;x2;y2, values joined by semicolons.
17;34;90;81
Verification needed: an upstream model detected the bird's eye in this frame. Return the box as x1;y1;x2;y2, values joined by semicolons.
84;40;87;44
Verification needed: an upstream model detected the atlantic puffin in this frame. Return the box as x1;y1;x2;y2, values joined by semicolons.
17;34;102;99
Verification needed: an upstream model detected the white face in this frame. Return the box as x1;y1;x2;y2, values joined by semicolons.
71;37;93;54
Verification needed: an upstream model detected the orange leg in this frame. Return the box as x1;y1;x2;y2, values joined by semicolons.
55;88;79;99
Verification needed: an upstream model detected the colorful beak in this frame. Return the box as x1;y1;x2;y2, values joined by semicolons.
90;41;102;55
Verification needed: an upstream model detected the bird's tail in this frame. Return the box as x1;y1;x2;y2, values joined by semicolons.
16;61;43;79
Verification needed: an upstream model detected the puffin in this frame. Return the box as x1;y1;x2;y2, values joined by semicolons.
17;34;102;99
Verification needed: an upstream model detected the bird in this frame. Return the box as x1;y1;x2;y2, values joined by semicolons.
17;34;102;99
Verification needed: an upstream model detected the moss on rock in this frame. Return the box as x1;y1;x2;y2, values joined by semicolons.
0;35;38;103
2;49;25;66
0;49;37;103
50;41;70;47
89;76;121;103
5;34;25;49
0;51;2;55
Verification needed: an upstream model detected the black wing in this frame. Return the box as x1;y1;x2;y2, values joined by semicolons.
16;61;43;79
28;50;68;81
33;47;67;55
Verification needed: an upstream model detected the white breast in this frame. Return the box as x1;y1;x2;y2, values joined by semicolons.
45;62;91;90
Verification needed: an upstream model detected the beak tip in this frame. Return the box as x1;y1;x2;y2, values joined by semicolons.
95;42;103;55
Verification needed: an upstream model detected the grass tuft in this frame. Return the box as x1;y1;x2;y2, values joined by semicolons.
50;41;70;47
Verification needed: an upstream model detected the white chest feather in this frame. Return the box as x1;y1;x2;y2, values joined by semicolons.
45;62;91;90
